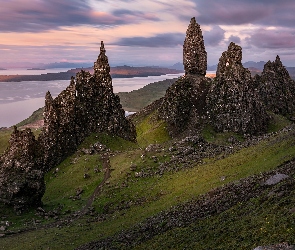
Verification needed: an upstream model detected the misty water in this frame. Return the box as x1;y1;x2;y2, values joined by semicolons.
0;73;184;127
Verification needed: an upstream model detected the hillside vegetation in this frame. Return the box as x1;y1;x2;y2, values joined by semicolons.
1;110;295;249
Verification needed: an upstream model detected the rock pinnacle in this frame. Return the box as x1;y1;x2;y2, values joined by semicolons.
94;41;112;86
183;17;207;76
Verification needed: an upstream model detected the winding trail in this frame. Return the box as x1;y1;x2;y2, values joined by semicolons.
81;153;111;214
3;151;112;237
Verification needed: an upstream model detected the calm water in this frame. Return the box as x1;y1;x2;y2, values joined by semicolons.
0;73;184;127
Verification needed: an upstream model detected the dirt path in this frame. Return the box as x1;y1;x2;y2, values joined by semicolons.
3;152;112;237
81;153;111;213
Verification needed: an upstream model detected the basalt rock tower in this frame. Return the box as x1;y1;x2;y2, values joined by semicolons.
183;17;207;76
255;55;295;117
159;17;210;137
206;42;270;135
0;42;136;211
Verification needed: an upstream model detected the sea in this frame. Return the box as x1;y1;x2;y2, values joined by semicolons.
0;69;185;127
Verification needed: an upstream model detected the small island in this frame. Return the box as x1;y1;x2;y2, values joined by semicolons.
0;68;7;70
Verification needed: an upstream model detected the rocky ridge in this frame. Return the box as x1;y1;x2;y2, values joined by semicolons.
159;17;295;138
206;42;270;135
0;41;136;211
255;55;295;116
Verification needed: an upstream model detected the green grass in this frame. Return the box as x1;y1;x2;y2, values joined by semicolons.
15;107;44;127
117;78;176;111
267;112;292;133
201;124;244;145
0;128;13;155
1;121;295;249
135;188;295;250
135;111;171;148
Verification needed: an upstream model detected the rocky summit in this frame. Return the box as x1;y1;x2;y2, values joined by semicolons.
206;42;270;135
255;55;295;117
159;17;210;137
183;17;207;76
0;41;136;211
40;41;136;171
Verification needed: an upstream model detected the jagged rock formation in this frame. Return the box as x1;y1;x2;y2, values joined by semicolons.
0;127;45;212
0;41;136;211
159;17;210;137
158;76;210;136
255;55;295;116
183;17;207;76
40;41;136;170
206;42;270;135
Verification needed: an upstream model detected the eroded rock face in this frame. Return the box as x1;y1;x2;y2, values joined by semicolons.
158;75;210;137
0;127;45;212
159;18;210;137
40;41;136;171
206;42;269;135
183;17;207;76
0;41;136;210
255;56;295;116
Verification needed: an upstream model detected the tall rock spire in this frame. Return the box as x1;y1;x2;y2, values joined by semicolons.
183;17;207;76
94;41;112;86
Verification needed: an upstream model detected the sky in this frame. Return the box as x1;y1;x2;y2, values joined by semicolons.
0;0;295;68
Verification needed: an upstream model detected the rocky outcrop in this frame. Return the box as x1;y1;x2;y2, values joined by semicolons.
0;41;136;211
206;42;270;135
158;75;210;137
0;127;45;212
255;56;295;116
183;17;207;76
159;17;210;137
40;41;136;171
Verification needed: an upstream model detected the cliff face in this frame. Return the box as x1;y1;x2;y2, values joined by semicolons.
0;41;136;211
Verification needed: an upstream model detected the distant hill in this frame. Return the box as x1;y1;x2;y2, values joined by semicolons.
0;66;182;82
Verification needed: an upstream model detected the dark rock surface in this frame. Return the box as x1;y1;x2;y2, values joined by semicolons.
254;243;295;250
206;42;270;135
183;17;207;76
0;41;136;211
159;17;210;137
40;41;136;171
158;75;210;137
255;55;295;116
0;127;45;212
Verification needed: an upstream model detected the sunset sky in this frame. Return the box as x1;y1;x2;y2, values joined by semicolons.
1;0;295;68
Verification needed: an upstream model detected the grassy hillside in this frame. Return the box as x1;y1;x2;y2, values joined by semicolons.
1;111;295;249
117;78;177;111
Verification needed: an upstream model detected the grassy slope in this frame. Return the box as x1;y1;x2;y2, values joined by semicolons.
117;78;176;112
1;111;295;249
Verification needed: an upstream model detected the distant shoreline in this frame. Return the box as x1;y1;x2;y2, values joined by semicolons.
27;68;46;70
0;66;183;82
